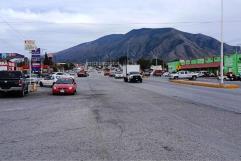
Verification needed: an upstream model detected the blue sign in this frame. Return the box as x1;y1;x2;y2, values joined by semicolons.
31;48;41;73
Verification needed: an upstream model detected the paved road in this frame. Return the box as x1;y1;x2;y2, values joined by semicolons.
1;73;241;160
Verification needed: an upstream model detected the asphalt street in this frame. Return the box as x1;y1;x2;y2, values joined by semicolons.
1;73;241;160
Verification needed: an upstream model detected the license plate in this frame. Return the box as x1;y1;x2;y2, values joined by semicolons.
60;89;65;93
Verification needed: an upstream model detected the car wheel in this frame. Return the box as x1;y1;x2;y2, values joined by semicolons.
24;87;29;94
40;82;43;87
174;76;178;79
140;79;143;83
19;90;25;97
192;76;197;80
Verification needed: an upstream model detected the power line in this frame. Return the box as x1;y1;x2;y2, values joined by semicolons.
1;20;241;25
0;17;26;41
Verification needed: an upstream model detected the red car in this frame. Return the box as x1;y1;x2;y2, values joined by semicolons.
52;78;77;95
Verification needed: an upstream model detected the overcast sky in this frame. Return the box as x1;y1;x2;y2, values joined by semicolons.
0;0;241;57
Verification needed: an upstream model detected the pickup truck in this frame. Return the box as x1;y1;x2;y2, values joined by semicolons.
0;71;29;97
170;71;198;80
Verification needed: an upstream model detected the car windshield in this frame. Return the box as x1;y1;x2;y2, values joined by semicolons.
0;71;22;79
55;79;74;84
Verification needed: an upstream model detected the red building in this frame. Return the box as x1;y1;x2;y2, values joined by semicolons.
0;60;16;71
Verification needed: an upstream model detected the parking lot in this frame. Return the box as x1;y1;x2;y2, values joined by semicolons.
1;72;241;160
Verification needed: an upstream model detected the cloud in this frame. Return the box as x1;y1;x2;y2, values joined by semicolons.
0;0;241;56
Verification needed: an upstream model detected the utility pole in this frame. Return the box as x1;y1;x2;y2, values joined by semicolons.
126;43;129;75
220;0;224;84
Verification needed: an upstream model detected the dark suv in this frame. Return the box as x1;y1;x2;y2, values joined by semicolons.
0;71;28;97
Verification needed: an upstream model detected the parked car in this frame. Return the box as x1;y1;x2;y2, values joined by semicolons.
197;71;208;77
39;76;55;87
162;72;170;77
114;72;123;79
26;73;41;84
52;78;77;95
237;73;241;81
152;70;163;76
226;72;237;81
0;71;28;97
170;71;199;80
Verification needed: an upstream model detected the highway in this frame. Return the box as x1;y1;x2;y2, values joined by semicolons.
1;73;241;160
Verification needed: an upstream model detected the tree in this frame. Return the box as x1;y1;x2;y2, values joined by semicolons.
43;53;54;67
117;56;130;65
137;58;151;70
43;53;50;65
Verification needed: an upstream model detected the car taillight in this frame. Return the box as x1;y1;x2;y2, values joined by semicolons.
69;86;73;90
53;86;57;90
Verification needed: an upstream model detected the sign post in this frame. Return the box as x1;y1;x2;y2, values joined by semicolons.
24;40;37;86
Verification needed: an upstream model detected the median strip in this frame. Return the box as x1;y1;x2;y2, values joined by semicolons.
170;80;240;89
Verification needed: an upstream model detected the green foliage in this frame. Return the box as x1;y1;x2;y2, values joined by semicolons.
137;58;151;70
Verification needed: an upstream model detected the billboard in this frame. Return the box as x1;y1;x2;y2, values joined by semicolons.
25;40;37;51
0;53;24;60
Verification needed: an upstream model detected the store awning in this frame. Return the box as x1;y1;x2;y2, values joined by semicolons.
180;62;220;70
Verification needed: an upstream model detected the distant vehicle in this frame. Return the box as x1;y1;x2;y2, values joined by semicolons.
226;72;237;81
77;70;88;77
69;72;77;78
170;71;199;80
39;76;55;87
123;65;142;83
52;72;75;79
109;70;116;77
114;72;123;79
26;74;41;84
52;78;77;95
237;73;241;81
197;71;208;77
143;69;151;76
152;70;163;76
162;72;170;77
0;71;28;97
104;69;110;76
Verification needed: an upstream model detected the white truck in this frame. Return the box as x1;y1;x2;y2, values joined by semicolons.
170;71;199;80
123;65;142;83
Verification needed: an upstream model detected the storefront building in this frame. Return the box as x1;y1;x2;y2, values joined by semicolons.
168;53;241;75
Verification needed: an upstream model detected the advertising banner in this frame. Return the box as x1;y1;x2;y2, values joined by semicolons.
25;40;37;51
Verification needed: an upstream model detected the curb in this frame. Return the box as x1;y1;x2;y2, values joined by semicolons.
170;80;240;89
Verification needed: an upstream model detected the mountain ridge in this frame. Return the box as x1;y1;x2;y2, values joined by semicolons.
54;28;236;63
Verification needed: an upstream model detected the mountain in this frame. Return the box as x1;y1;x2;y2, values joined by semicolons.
54;28;237;63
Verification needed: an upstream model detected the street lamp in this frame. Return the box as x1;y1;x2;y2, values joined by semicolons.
220;0;224;84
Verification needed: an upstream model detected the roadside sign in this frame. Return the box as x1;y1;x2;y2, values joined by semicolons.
31;48;41;73
24;40;37;51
